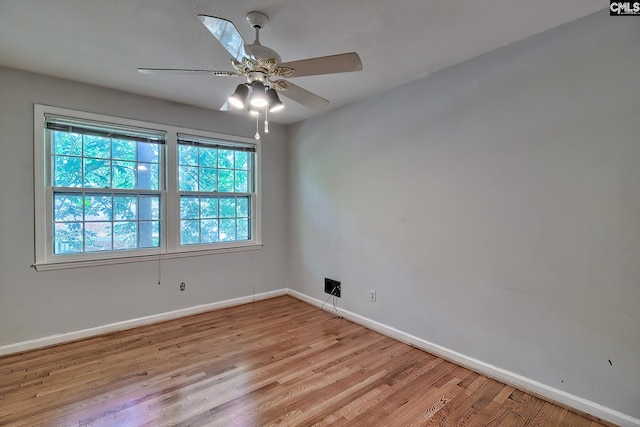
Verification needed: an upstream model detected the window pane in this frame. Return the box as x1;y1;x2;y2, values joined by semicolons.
114;196;137;221
180;196;199;219
201;219;219;243
218;169;234;192
176;139;255;248
53;132;82;156
84;158;111;188
138;163;158;190
236;197;249;218
85;194;112;221
112;139;136;161
199;167;217;192
54;193;83;222
114;222;137;250
237;218;250;240
112;161;136;189
219;198;235;218
178;145;198;166
200;197;218;219
199;147;217;167
179;166;198;191
181;220;200;245
139;221;159;248
138;142;159;163
83;135;111;159
54;222;83;254
235;151;248;170
234;171;248;193
219;219;236;241
85;222;112;252
54;156;82;187
139;195;159;220
219;149;234;169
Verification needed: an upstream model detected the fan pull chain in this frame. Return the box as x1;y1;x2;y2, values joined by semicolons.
255;113;260;140
264;107;269;134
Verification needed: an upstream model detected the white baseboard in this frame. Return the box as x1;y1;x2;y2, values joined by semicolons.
2;287;637;426
0;289;287;357
288;289;640;427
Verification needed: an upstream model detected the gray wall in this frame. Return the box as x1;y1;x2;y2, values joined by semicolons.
0;67;289;345
288;13;640;418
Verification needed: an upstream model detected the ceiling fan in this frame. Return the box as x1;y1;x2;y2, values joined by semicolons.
138;11;362;135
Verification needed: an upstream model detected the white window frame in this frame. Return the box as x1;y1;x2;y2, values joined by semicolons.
34;104;262;271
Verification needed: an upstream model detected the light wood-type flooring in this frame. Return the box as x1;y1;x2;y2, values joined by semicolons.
0;296;614;426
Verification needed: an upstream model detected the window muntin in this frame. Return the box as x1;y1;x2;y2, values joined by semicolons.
177;134;256;246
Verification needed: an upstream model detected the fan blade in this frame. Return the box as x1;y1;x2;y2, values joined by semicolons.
279;52;362;78
138;68;239;76
274;80;329;111
198;15;249;61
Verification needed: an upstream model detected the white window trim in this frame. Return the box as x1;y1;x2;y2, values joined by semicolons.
33;104;262;271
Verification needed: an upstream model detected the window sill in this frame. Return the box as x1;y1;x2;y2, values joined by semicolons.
32;243;263;271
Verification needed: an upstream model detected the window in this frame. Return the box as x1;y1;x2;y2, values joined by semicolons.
47;116;164;255
34;105;261;270
177;134;255;246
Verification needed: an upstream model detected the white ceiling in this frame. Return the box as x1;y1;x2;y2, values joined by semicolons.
0;0;605;125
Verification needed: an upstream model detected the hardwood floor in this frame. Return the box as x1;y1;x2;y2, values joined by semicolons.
0;296;613;426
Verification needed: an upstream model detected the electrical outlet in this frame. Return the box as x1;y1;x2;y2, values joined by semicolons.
369;290;376;302
179;282;186;291
324;278;341;298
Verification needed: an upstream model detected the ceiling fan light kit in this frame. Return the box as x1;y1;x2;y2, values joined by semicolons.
266;88;284;112
138;10;363;139
228;83;249;109
248;81;268;108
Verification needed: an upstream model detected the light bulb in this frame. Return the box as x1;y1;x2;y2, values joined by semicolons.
266;88;284;112
249;81;268;108
228;84;248;109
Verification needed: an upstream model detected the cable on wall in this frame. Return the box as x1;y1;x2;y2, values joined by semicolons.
320;286;343;319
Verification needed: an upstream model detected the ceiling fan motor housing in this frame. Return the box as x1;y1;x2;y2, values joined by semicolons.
244;12;282;63
247;71;267;84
